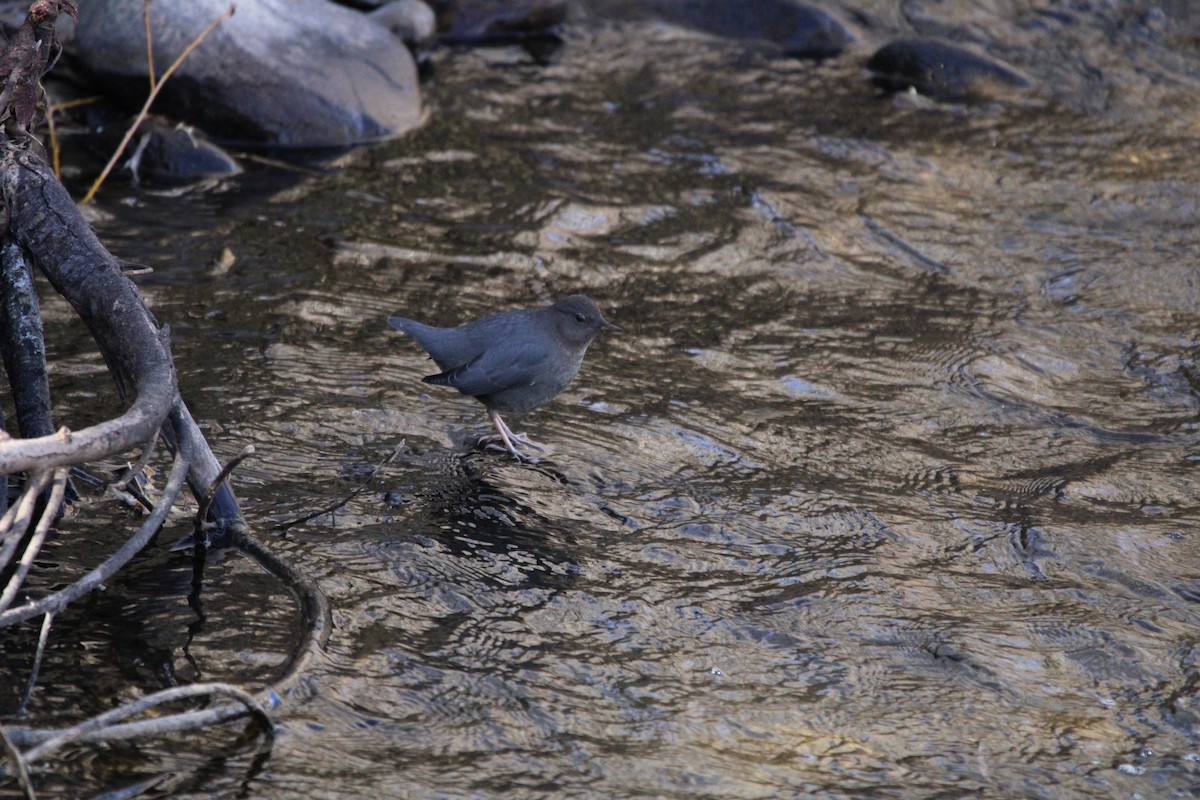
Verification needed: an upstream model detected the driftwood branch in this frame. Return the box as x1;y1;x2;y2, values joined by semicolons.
0;145;245;536
0;145;177;475
166;402;246;541
0;240;53;441
0;1;329;791
19;683;272;762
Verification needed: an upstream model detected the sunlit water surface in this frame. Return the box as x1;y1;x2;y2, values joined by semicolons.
6;6;1200;798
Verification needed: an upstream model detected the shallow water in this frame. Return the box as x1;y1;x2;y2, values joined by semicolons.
6;4;1200;798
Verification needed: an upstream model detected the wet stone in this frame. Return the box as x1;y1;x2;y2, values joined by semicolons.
428;0;568;43
125;117;242;187
370;0;438;49
648;0;853;59
867;37;1031;102
74;0;423;147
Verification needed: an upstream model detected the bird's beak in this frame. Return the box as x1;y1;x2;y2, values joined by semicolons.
602;319;625;333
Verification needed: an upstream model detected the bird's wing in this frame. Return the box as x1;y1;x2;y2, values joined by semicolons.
422;342;549;397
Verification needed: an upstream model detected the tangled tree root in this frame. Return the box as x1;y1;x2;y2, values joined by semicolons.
0;2;331;793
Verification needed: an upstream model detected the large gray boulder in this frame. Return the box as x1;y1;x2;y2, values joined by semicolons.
75;0;422;147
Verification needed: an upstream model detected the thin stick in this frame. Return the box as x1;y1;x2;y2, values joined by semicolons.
0;724;36;800
18;612;53;715
0;451;188;628
110;431;159;492
9;700;257;750
0;469;51;542
273;440;405;532
80;3;235;204
191;445;254;545
143;0;157;91
0;471;52;578
44;92;58;178
21;682;272;763
0;468;67;615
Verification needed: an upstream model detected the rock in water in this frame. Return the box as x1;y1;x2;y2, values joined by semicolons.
867;38;1030;103
648;0;852;59
426;0;568;43
125;117;242;187
75;0;423;147
370;0;437;49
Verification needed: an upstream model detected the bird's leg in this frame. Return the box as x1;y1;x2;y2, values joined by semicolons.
494;413;545;452
486;409;526;459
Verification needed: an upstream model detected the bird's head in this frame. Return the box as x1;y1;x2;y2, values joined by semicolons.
550;295;623;346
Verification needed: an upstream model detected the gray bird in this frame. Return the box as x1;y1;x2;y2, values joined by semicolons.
388;295;623;459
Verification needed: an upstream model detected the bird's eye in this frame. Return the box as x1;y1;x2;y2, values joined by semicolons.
575;313;587;323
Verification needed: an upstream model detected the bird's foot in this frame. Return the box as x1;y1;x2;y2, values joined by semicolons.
506;431;545;451
476;432;533;461
491;412;545;452
484;409;546;461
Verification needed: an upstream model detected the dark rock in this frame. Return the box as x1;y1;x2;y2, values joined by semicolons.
370;0;437;49
427;0;568;43
867;38;1030;102
74;0;422;148
125;117;242;187
333;0;392;9
649;0;852;60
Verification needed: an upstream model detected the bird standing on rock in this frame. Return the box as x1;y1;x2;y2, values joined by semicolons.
387;295;623;459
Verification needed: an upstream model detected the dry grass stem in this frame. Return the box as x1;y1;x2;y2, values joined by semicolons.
81;3;235;203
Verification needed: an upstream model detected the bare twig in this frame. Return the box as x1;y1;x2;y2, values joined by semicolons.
18;612;54;715
110;431;159;492
80;3;235;204
0;724;36;800
44;95;101;178
9;697;258;751
191;445;254;545
273;440;406;532
233;529;333;692
0;470;53;571
0;467;66;614
0;450;188;628
142;0;156;91
20;682;273;763
165;402;246;542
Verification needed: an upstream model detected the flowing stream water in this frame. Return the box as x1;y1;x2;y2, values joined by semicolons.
5;3;1200;797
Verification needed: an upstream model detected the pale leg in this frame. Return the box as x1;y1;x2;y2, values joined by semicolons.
487;408;525;459
493;413;545;451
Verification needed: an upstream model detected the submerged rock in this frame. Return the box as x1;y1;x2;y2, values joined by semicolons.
867;38;1030;102
370;0;437;49
648;0;852;59
427;0;568;43
74;0;422;147
124;117;242;187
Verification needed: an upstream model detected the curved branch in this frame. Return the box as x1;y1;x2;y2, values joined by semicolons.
167;402;246;539
0;146;177;475
19;682;271;763
234;530;333;693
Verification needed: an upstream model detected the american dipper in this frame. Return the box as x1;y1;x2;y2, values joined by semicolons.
387;295;622;459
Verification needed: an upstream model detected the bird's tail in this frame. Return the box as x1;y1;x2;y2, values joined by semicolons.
387;316;422;336
387;316;464;372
